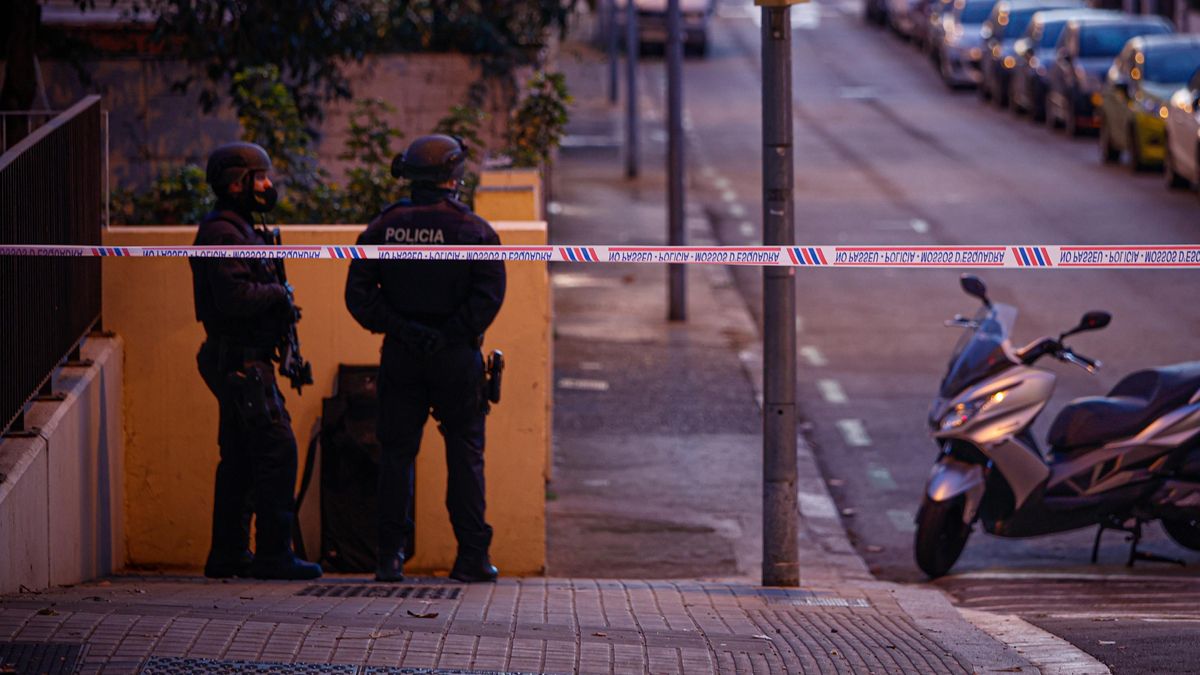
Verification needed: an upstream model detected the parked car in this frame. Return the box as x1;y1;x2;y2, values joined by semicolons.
1010;9;1114;120
936;0;999;88
889;0;926;40
1164;66;1200;190
1045;14;1173;136
926;0;958;61
866;0;890;26
979;0;1084;107
1099;35;1200;171
616;0;714;57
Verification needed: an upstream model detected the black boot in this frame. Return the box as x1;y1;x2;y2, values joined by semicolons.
450;555;499;583
375;549;406;582
249;554;323;580
204;549;254;579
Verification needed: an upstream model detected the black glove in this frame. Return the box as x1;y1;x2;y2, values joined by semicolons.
398;321;445;356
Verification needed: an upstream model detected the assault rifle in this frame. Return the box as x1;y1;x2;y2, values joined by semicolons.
267;226;314;394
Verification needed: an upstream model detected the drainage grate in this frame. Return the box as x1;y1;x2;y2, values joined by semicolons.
791;597;871;608
296;584;461;600
142;657;356;673
0;642;82;675
142;660;536;675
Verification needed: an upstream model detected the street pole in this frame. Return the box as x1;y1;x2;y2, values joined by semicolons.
759;0;799;587
625;0;639;178
608;0;619;105
667;0;686;321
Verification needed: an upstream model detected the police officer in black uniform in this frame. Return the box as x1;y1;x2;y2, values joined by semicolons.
191;141;322;580
345;134;506;583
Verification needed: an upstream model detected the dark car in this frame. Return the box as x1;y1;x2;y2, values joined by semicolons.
936;0;1000;88
1010;8;1114;120
1045;14;1173;136
978;0;1085;108
1099;35;1200;171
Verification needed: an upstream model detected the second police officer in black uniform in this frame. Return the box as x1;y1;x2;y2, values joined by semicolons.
345;134;506;583
191;142;323;581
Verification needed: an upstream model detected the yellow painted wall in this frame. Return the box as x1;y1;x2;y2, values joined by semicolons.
102;220;549;574
477;168;542;222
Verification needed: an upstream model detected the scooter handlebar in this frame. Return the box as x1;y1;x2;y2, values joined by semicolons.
1060;348;1101;374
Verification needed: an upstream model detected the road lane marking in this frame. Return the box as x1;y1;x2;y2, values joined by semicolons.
713;176;731;190
738;221;755;237
800;346;827;366
836;419;872;447
887;509;916;533
728;204;746;218
817;379;848;404
910;218;930;233
868;464;898;490
958;609;1112;675
557;378;609;392
721;190;737;203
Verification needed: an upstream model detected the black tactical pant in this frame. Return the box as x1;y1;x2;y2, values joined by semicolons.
376;337;492;560
197;340;299;565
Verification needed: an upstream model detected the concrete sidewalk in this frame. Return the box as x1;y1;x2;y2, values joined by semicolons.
0;23;1101;675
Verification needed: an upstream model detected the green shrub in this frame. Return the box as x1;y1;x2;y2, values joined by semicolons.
506;72;571;168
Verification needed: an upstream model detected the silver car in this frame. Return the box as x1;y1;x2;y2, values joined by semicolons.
937;0;999;88
1164;66;1200;191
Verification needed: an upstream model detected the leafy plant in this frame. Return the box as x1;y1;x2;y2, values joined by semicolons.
110;164;213;225
338;99;406;223
506;72;571;168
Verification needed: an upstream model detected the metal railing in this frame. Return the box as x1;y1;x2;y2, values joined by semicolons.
0;96;104;436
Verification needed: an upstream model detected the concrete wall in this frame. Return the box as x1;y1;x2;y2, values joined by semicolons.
0;337;126;594
101;220;549;575
37;54;529;191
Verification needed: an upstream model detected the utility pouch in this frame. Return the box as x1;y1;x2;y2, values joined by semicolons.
226;363;275;428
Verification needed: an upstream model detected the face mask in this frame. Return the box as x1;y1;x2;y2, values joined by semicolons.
250;184;278;212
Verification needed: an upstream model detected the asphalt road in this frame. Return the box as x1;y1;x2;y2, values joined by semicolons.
636;0;1200;671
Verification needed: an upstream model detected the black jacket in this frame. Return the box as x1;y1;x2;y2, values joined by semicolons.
345;188;506;344
190;205;288;348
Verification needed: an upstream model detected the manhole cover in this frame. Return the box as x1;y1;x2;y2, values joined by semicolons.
0;642;82;675
296;584;460;600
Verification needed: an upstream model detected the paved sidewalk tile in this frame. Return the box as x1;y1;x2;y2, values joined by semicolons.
0;575;976;674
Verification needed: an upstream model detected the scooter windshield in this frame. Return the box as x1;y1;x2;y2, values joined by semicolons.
940;303;1018;398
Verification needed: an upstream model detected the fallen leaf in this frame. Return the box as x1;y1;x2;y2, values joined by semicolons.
753;634;773;641
592;632;607;638
406;609;439;619
841;508;856;517
239;596;254;601
866;545;884;553
36;608;58;616
827;479;846;487
830;628;839;634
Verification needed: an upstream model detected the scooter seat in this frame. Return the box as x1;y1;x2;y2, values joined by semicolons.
1048;361;1200;450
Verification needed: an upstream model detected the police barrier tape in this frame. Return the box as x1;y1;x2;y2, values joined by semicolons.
2;244;1200;268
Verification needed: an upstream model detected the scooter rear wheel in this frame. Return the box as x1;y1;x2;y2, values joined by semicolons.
915;495;971;578
1162;517;1200;551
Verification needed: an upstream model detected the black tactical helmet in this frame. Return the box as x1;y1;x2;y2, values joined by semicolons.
206;142;272;196
391;134;468;184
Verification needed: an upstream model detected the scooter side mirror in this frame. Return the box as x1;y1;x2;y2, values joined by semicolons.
1061;310;1112;338
960;274;991;307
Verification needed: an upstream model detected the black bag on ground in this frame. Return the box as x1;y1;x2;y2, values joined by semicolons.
296;365;414;572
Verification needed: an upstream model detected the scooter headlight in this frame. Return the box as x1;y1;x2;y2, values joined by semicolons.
940;390;1009;431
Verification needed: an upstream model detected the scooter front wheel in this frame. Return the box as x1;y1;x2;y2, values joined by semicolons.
915;495;971;578
1162;517;1200;551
